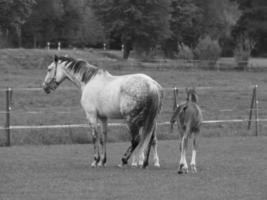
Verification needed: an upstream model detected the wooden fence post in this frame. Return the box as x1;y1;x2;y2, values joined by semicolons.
254;85;259;136
248;86;256;130
247;85;259;136
173;87;179;110
5;88;12;146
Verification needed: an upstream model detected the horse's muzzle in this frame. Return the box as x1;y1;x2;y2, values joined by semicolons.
42;83;51;94
42;79;59;94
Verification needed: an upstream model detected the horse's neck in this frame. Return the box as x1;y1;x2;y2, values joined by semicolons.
63;68;86;91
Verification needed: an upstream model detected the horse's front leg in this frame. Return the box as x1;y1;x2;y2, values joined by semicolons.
86;113;100;167
98;118;107;166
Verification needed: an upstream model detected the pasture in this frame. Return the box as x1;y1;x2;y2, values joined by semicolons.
1;137;267;200
0;49;267;200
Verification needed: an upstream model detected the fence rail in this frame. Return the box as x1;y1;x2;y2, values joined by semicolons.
0;118;266;131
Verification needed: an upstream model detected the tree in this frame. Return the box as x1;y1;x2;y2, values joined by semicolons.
0;0;36;47
92;0;171;59
232;0;267;56
22;0;104;48
164;0;201;57
22;0;64;48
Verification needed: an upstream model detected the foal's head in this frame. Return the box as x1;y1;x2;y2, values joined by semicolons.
186;88;198;103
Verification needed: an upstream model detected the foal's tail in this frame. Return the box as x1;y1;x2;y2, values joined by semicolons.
139;84;163;158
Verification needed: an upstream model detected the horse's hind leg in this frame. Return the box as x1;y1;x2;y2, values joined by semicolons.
120;124;140;166
143;125;160;168
190;132;198;173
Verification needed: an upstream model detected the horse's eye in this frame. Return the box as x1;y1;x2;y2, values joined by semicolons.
48;69;51;72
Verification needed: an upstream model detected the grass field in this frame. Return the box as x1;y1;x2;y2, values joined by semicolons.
1;49;267;145
0;137;267;200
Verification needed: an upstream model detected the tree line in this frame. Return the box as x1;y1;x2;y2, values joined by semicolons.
0;0;266;58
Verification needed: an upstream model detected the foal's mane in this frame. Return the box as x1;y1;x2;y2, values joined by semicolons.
58;56;99;83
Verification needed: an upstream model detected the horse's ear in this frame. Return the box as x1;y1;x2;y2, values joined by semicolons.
54;55;58;63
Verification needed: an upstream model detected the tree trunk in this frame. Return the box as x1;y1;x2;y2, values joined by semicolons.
15;24;22;48
33;35;37;48
123;42;131;59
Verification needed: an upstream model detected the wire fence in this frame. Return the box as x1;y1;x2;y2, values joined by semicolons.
0;85;265;146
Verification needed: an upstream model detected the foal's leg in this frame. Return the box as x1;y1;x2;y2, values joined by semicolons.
190;132;198;173
178;128;189;174
98;118;107;166
151;131;160;167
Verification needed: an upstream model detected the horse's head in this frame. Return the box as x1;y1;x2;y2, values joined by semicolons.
186;88;198;103
42;55;66;94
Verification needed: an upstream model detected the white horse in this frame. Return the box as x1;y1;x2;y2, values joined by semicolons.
170;88;203;174
42;55;163;168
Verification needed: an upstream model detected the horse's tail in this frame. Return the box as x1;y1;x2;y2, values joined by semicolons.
139;83;163;159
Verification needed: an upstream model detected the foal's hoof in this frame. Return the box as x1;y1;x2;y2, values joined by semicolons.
177;164;188;174
190;165;197;173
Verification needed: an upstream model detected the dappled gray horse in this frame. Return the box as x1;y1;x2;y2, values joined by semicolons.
170;88;203;174
42;55;163;168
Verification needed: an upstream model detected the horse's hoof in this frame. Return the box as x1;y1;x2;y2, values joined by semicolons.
121;158;128;165
142;162;149;169
97;162;106;167
131;162;138;167
118;163;128;168
91;162;97;168
154;162;160;168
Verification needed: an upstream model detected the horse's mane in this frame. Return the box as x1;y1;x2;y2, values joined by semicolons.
58;56;99;83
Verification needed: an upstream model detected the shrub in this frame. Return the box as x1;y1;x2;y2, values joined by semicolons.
177;43;194;60
234;34;255;70
194;36;221;69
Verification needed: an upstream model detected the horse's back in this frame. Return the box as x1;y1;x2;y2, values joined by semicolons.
81;72;162;120
119;74;162;116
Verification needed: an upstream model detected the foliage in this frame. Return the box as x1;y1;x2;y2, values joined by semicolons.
234;33;255;69
0;0;36;47
232;0;267;56
169;0;202;48
22;0;104;48
91;0;171;59
177;43;194;60
194;36;221;68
